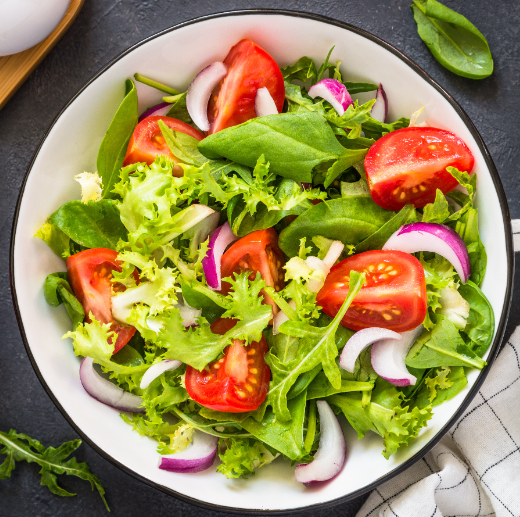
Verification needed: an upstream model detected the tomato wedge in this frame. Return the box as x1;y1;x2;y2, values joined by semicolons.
220;228;285;315
316;250;427;332
364;127;475;210
67;248;135;354
123;115;205;176
207;39;285;134
185;318;270;412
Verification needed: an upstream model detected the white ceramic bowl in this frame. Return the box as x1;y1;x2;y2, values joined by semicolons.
10;10;513;514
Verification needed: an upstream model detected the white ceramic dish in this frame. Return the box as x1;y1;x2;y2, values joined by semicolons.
10;10;513;514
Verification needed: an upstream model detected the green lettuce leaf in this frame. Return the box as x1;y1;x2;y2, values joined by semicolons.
35;221;71;259
43;272;84;329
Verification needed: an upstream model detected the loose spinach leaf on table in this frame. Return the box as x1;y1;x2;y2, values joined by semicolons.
198;111;348;183
97;79;138;198
411;0;493;79
0;429;109;510
43;272;84;329
49;200;128;250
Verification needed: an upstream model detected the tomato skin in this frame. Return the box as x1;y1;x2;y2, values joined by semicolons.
185;318;270;412
207;39;285;134
365;127;475;210
123;116;204;176
220;228;285;315
317;250;427;332
67;248;136;354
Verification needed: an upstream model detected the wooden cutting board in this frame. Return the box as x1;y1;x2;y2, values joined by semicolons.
0;0;85;111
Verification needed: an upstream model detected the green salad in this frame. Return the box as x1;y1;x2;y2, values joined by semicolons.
37;39;494;483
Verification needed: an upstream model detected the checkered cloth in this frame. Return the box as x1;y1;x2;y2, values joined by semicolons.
356;221;519;517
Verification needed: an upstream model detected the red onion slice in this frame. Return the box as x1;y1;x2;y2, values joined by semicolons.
255;87;279;117
186;62;227;132
158;430;218;474
339;327;401;373
202;222;238;290
140;360;182;390
383;222;470;283
138;102;171;123
295;401;346;485
308;79;353;116
371;326;423;386
371;83;388;123
79;357;144;413
305;256;331;293
272;300;296;336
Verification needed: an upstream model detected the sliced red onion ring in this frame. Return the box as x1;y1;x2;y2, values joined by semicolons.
339;327;401;373
255;87;278;117
371;83;388;123
308;79;353;116
186;62;227;132
202;222;239;290
295;401;346;485
322;241;345;269
272;300;296;336
79;357;144;413
371;326;423;386
383;222;470;283
138;102;171;123
140;360;182;390
158;430;218;473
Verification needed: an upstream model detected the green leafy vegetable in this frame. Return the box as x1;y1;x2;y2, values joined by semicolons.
134;73;181;95
158;120;209;166
0;429;108;510
43;272;84;329
97;79;138;198
410;366;467;409
307;372;373;400
281;56;317;83
35;222;71;259
411;0;493;79
49;200;128;250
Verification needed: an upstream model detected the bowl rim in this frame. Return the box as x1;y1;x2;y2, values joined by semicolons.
9;8;514;515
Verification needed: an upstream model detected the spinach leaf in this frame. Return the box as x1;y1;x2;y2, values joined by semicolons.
355;204;416;254
241;391;307;460
49;200;128;250
43;272;84;329
281;56;317;83
406;315;486;369
324;147;368;188
278;197;394;257
181;280;225;324
164;92;195;126
198;112;347;183
410;366;467;409
411;0;493;79
0;429;108;510
35;221;70;259
459;280;495;357
97;79;138;198
158;120;209;166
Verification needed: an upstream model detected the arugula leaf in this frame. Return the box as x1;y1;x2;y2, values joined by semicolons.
281;56;317;83
307;372;373;400
342;81;378;95
266;271;365;421
158;120;209;166
422;189;450;223
324;147;368;188
278;197;394;257
43;272;84;329
411;0;493;79
198;112;347;183
362;116;410;141
98;79;138;198
49;200;127;250
35;221;70;259
406;315;486;369
316;46;336;83
0;429;108;510
165;92;195;126
459;280;495;357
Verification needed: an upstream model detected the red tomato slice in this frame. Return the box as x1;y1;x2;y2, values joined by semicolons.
364;127;475;210
185;318;270;412
123;116;204;176
207;39;285;134
316;250;427;332
67;248;136;354
220;228;285;315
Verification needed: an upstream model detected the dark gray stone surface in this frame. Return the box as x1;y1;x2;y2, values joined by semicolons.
0;1;518;515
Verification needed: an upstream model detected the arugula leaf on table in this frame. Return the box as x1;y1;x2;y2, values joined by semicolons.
278;197;394;257
43;272;84;329
406;315;486;369
49;200;128;251
35;221;71;259
198;111;348;183
0;429;109;510
265;271;365;421
97;79;138;198
411;0;493;79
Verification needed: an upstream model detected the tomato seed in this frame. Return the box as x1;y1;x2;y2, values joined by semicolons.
249;368;258;374
382;313;392;321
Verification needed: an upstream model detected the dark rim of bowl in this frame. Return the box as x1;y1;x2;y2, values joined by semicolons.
9;8;514;515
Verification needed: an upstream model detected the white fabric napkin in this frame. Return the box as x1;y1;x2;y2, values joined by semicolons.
356;221;519;517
